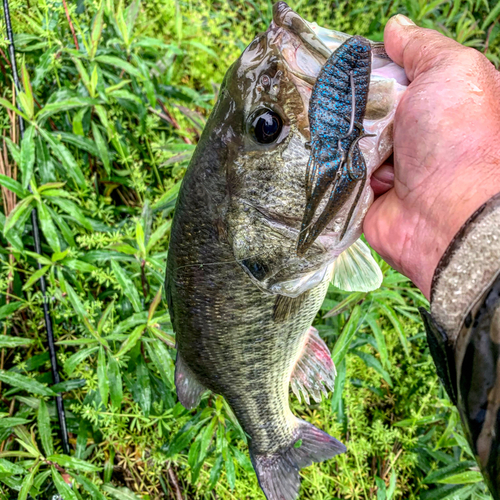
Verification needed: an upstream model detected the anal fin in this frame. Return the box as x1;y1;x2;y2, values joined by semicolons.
290;327;336;404
175;352;207;409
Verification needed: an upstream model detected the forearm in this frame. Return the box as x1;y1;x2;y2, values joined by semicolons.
422;191;500;495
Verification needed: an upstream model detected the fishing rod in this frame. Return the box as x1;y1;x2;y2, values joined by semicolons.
2;0;70;455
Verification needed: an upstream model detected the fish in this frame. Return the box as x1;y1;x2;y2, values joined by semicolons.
165;2;408;499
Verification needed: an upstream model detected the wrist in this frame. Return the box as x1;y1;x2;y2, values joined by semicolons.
409;171;500;298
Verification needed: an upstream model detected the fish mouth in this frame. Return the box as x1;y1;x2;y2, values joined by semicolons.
269;2;357;86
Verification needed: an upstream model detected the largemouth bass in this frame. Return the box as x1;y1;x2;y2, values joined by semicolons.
166;3;407;499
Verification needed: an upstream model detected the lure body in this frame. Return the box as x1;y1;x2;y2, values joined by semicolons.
297;36;372;256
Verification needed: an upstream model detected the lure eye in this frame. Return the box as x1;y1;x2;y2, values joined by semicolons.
249;109;284;145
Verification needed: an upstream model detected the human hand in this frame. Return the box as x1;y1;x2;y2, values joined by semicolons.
364;15;500;299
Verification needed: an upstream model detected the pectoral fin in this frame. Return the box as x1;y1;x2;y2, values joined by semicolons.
331;239;383;292
290;326;336;404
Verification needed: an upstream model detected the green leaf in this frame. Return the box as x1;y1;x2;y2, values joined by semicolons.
378;303;409;357
37;201;61;253
37;399;54;456
0;97;29;121
38;129;86;189
208;454;224;490
331;357;346;412
145;339;174;389
90;6;105;59
74;474;107;500
352;349;392;387
63;259;98;273
57;131;100;156
101;485;143;500
111;260;142;313
135;356;151;415
21;61;34;119
116;324;145;358
424;461;477;484
0;457;24;475
72;57;91;93
482;1;500;30
36;98;97;122
437;470;483;484
32;469;51;491
65;283;88;321
0;301;24;321
51;467;78;500
98;302;114;336
366;314;388;367
0;369;54;396
5;137;21;165
146;220;171;252
0;335;33;348
35;136;55;184
323;291;365;318
47;207;76;247
98;346;109;407
51;379;87;393
4;195;34;233
200;416;217;456
95;55;143;79
225;448;236;490
19;462;40;500
109;89;142;105
387;470;397;500
151;181;181;210
20;125;36;189
22;265;50;291
136;220;146;255
0;417;31;427
0;174;28;198
331;305;362;365
47;454;101;472
148;286;162;322
91;122;111;175
420;484;475;500
108;354;123;410
48;197;92;230
64;346;99;376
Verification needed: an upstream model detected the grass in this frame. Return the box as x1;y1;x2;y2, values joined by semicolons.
0;0;497;499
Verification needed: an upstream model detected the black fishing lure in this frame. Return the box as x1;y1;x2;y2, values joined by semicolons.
297;36;373;256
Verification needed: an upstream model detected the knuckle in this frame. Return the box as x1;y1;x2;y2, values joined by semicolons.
455;46;488;68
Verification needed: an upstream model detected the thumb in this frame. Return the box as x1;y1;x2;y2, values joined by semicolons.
384;15;469;82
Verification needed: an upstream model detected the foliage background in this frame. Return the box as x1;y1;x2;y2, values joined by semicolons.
0;0;498;499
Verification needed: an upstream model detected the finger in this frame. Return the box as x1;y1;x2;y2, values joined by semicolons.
384;15;468;82
371;163;394;196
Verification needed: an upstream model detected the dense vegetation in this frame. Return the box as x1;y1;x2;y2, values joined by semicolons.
0;0;498;498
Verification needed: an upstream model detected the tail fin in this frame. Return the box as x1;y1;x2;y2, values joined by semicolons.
251;420;346;500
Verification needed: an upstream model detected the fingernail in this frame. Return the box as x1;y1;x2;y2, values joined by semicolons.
393;14;416;26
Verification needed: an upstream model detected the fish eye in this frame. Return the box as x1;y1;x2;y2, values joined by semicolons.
249;109;284;145
241;257;269;281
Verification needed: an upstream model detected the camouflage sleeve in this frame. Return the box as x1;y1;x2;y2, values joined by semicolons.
420;192;500;499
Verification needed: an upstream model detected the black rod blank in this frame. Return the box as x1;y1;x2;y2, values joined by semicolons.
2;0;70;455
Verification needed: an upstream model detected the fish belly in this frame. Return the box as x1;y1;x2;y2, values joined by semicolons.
173;258;328;453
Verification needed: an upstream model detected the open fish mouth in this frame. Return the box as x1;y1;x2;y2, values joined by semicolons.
269;2;407;259
270;2;390;87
